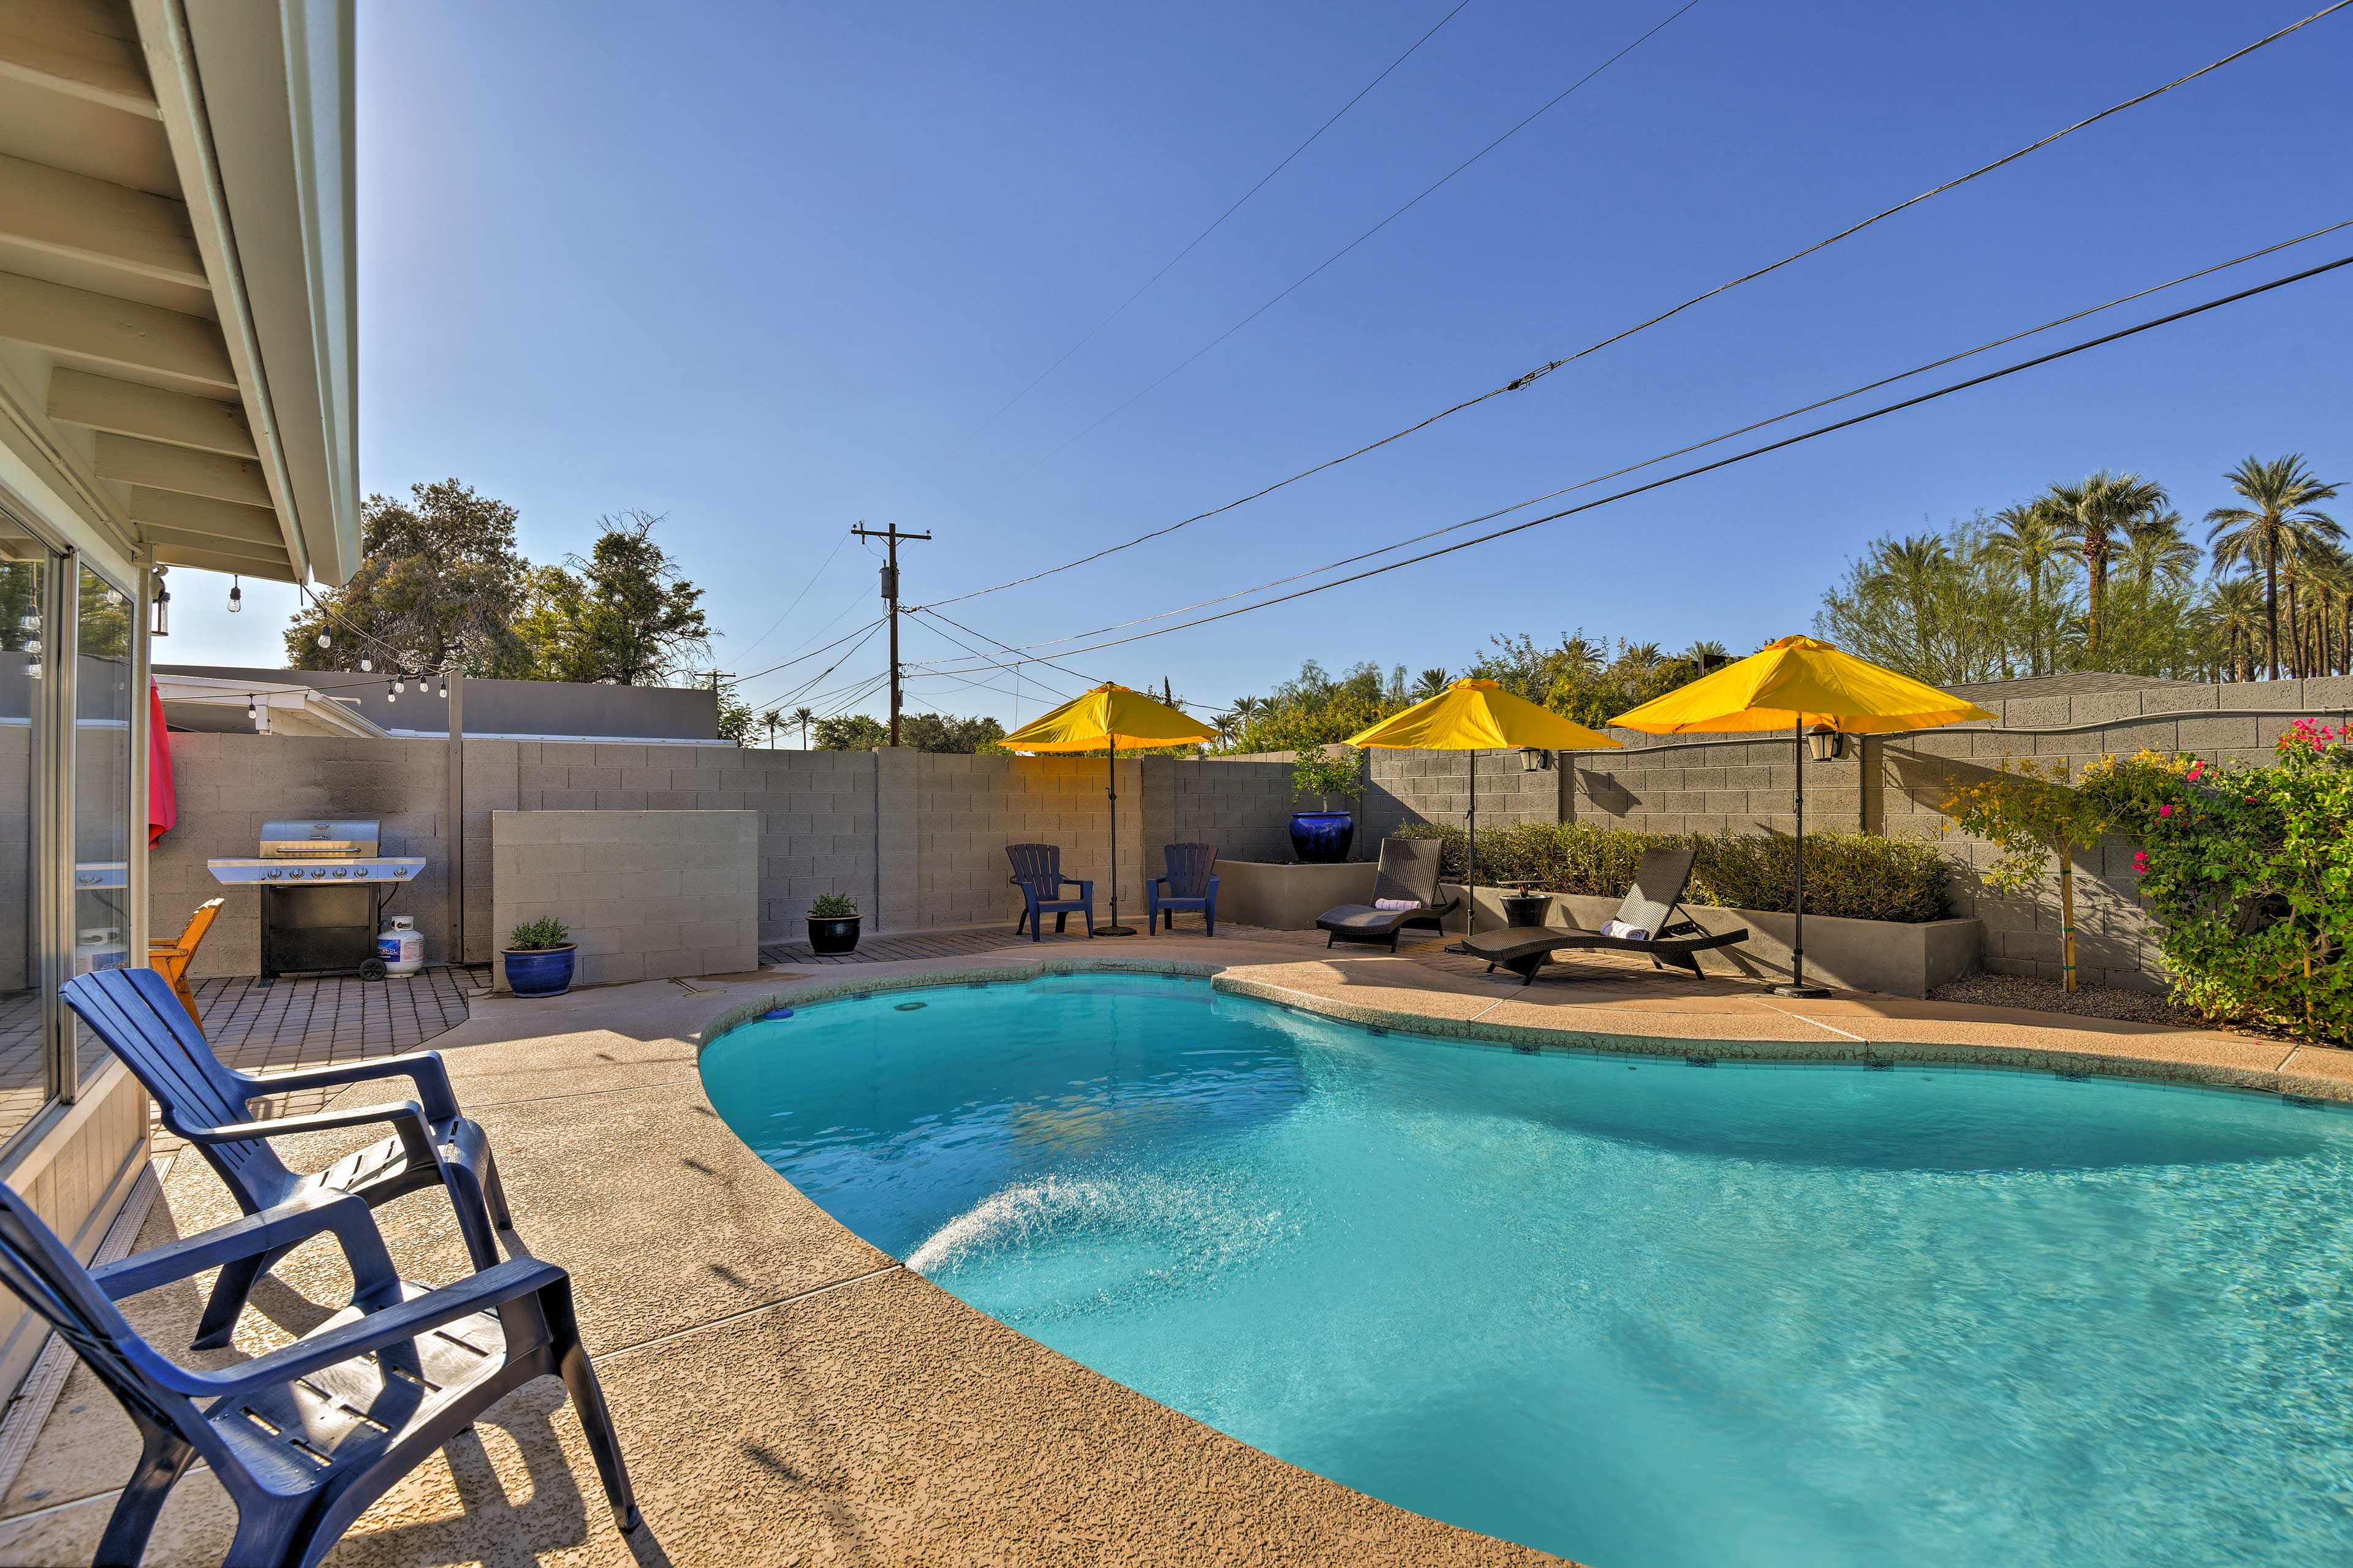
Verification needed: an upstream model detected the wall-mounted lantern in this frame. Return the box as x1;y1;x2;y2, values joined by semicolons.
1806;724;1845;762
150;568;170;637
1520;746;1552;772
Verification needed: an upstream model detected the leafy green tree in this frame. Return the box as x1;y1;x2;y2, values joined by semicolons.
898;712;1006;753
286;479;533;675
814;713;889;751
715;683;755;744
1218;660;1400;754
515;510;710;684
2204;455;2341;680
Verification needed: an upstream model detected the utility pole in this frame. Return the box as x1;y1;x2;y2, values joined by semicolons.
851;522;932;746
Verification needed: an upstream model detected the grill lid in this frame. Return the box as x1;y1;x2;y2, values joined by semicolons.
258;819;381;858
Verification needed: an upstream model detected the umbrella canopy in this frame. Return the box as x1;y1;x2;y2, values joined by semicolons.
1346;678;1623;751
1610;636;1995;735
1609;636;1990;996
1347;680;1621;945
1002;683;1218;752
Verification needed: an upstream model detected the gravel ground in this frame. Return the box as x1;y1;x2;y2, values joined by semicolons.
1928;971;2206;1026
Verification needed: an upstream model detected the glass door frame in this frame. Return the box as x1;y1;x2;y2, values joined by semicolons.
2;499;151;1137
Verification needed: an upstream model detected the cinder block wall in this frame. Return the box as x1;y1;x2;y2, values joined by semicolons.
490;810;757;987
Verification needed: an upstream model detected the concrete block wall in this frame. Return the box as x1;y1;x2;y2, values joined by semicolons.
913;752;1143;930
490;810;758;988
1362;748;1572;842
1165;757;1294;864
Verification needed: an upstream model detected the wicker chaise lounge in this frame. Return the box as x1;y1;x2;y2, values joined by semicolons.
1459;847;1749;985
1316;838;1459;952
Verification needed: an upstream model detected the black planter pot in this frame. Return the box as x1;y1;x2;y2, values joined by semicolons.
1288;811;1355;864
1501;893;1552;929
807;914;861;955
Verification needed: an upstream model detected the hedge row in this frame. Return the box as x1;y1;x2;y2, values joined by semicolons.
1390;821;1954;924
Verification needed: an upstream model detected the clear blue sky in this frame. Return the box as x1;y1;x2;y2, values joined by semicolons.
181;0;2353;725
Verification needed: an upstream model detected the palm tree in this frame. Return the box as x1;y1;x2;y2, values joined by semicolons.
790;705;817;748
2206;576;2265;681
1862;533;1953;675
1411;667;1449;699
2205;454;2343;680
2123;509;2199;593
1683;638;1729;675
759;706;783;748
1560;635;1604;678
2048;471;2167;661
1986;501;2070;675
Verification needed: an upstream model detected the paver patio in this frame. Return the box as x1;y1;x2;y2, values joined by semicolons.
2;926;2344;1566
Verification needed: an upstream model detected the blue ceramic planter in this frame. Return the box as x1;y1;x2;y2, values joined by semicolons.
1288;811;1355;865
502;944;576;997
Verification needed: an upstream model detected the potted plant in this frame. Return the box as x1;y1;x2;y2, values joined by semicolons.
808;892;861;955
1287;746;1363;864
502;917;576;997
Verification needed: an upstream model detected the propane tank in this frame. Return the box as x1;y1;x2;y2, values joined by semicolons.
377;915;424;976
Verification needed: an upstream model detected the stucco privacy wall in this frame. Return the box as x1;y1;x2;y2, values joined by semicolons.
1358;676;2351;993
490;811;757;987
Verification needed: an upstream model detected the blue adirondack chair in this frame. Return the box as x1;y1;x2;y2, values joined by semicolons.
1146;843;1220;935
63;967;510;1350
1006;843;1094;940
0;1180;637;1568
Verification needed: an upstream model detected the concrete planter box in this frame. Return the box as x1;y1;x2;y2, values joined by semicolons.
1440;883;1979;999
1214;858;1375;931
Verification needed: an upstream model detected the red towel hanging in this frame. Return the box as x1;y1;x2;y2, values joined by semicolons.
148;680;176;845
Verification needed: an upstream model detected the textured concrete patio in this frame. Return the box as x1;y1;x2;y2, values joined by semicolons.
1;925;2344;1566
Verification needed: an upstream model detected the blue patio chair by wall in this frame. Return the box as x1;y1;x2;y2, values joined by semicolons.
1146;844;1219;936
63;967;511;1351
1006;843;1094;941
0;1180;637;1568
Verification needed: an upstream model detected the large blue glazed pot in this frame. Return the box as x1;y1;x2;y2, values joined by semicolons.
502;944;576;998
1288;811;1355;865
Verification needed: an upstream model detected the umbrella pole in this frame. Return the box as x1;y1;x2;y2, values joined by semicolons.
1096;741;1134;937
1776;721;1828;998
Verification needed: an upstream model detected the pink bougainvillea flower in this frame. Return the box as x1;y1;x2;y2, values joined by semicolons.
2186;762;2205;781
2246;795;2259;803
2131;851;2150;874
2158;804;2174;818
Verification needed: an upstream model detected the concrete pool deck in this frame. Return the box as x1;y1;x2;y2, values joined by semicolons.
3;925;2346;1566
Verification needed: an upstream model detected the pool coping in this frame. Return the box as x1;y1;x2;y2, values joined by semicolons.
699;956;2353;1108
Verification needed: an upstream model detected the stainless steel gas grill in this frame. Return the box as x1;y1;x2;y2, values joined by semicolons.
207;820;426;980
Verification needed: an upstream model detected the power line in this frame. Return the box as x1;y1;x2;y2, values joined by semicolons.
922;218;2353;659
904;612;1083;702
738;619;890;712
919;0;2353;612
912;249;2353;673
909;604;1099;686
949;0;1476;452
733;616;888;688
1012;0;1704;474
732;529;855;662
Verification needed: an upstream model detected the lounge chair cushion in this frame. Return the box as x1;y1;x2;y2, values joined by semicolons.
1319;904;1415;935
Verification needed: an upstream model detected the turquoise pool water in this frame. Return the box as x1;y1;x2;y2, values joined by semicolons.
699;972;2353;1568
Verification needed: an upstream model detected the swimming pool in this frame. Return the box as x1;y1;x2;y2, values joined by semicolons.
699;971;2353;1568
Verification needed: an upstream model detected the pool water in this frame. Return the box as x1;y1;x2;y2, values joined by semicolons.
699;972;2353;1568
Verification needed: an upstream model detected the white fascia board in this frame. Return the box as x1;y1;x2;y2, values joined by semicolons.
145;0;358;586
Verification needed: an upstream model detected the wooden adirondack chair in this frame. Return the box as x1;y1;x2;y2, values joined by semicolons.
61;967;511;1350
149;896;225;1029
0;1180;637;1568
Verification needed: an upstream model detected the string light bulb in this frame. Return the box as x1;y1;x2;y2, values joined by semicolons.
316;631;331;650
359;656;372;673
227;577;243;614
385;679;396;705
393;674;405;694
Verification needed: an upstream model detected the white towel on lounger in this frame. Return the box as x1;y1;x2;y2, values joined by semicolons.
1374;898;1421;912
1600;918;1651;941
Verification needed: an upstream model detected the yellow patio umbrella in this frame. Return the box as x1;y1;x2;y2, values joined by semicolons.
1610;635;1994;994
1347;679;1621;941
1002;683;1218;937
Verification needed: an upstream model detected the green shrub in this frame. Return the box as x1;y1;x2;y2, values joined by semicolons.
1391;821;1952;923
808;892;859;919
507;916;569;951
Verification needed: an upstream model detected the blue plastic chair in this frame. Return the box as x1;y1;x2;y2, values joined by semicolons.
0;1179;637;1567
1146;844;1220;936
63;967;509;1350
1006;844;1094;940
